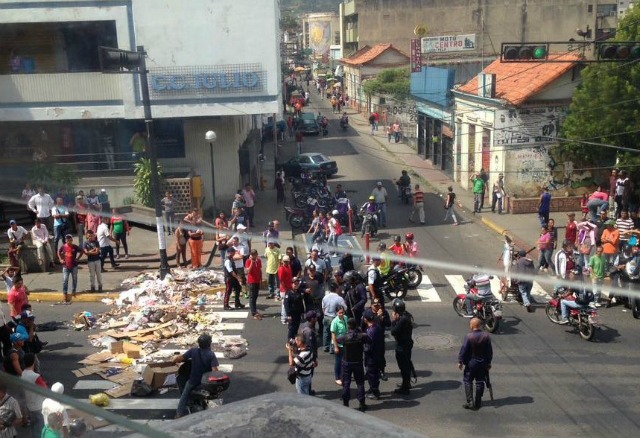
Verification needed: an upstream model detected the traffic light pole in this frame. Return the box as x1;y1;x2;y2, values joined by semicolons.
137;45;170;279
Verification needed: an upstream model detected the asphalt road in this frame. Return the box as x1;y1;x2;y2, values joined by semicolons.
30;98;640;437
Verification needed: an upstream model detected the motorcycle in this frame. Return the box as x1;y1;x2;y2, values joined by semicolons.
285;205;313;230
176;368;230;415
404;264;423;289
340;117;349;131
380;267;410;299
545;287;599;341
452;281;503;333
359;211;378;237
399;185;412;204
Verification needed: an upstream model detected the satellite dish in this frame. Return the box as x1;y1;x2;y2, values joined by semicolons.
414;25;428;37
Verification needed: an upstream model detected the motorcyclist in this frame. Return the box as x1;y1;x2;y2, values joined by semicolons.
464;272;494;316
396;170;411;194
608;242;640;307
378;242;392;277
340;112;349;128
360;196;379;237
173;333;219;418
334;184;348;201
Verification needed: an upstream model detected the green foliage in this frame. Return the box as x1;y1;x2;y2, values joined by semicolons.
558;7;640;167
363;68;411;100
27;163;78;193
280;11;301;33
133;158;163;208
122;196;135;206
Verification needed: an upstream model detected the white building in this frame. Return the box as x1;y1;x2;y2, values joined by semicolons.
0;0;281;213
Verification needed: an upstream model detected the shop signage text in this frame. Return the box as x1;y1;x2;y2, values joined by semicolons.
151;72;261;91
421;34;476;53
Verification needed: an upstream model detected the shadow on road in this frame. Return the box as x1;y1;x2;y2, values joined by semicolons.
489;395;534;408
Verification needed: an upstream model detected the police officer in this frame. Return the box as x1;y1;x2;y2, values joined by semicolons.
343;270;367;324
284;277;306;341
338;318;368;412
223;247;245;311
367;257;385;304
458;317;493;410
390;298;415;394
363;309;385;400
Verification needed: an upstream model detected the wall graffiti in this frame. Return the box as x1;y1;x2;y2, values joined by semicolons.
495;106;567;146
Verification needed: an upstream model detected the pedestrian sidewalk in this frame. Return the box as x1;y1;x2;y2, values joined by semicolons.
338;104;576;257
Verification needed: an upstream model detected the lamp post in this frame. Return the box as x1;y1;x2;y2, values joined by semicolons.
206;130;217;217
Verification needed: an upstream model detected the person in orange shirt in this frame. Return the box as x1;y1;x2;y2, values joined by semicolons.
600;219;620;269
390;235;405;257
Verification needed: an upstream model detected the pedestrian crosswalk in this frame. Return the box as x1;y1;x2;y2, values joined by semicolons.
415;273;552;304
68;307;249;427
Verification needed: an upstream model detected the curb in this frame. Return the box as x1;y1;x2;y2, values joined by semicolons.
481;217;509;236
0;285;227;303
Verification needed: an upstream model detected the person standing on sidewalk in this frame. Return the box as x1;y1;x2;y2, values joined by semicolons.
242;184;256;227
97;217;119;272
74;195;88;248
373;111;380;131
110;208;130;260
443;186;459;225
386;125;393;143
392;120;401;143
223;247;245;310
83;230;103;293
491;173;506;214
245;249;262;319
368;113;375;135
409;184;425;224
51;197;70;255
538;186;552;226
589;246;607;306
27;186;54;232
188;225;204;269
58;234;82;302
161;192;176;235
470;172;484;214
371;181;388;228
295;129;304;155
264;241;281;299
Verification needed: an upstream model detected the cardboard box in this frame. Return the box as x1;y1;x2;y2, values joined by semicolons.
110;341;124;354
142;362;179;389
123;343;142;359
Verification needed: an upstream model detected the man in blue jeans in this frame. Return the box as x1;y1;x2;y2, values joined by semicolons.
173;333;219;418
57;234;82;303
322;282;347;352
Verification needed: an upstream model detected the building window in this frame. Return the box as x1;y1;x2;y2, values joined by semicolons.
588;4;593;13
334;31;340;44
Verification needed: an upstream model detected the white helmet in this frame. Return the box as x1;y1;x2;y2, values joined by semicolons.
332;209;339;216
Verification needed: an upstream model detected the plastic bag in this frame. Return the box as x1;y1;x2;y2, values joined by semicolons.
89;393;110;407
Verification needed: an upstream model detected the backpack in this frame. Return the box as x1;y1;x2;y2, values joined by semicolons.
335;220;343;236
575;289;595;305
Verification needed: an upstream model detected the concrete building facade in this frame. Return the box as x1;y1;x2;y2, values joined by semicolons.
0;0;281;211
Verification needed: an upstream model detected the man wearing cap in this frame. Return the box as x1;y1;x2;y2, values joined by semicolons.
7;219;29;267
264;240;282;300
360;195;379;237
371;182;388;228
363;309;384;399
491;173;506;214
27;186;54;231
513;249;536;312
97;217;119;272
223;247;245;311
58;234;82;302
279;254;294;322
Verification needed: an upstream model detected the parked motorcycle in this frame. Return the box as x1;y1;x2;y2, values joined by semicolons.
545;287;598;341
452;281;503;333
176;369;230;415
285;205;312;230
380;268;410;299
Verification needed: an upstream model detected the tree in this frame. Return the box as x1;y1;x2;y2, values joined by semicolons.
362;68;411;101
558;8;640;168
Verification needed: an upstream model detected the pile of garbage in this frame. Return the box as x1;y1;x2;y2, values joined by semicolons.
73;268;246;401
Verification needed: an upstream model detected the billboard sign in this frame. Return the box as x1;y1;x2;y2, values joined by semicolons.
422;34;476;53
410;39;422;72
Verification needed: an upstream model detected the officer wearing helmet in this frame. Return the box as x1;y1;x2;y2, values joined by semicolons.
343;270;368;324
173;333;219;418
378;242;392;277
390;298;415;394
360;195;379;237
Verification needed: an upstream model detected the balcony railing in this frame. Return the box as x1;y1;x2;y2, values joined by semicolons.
0;72;123;105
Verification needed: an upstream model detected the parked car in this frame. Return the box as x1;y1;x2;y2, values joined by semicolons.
279;153;338;178
300;118;320;135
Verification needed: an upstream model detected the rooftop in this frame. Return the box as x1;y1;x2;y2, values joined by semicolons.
456;53;582;105
341;43;408;66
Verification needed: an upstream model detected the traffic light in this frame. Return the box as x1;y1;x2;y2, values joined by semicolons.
597;42;640;60
98;47;144;72
501;43;549;62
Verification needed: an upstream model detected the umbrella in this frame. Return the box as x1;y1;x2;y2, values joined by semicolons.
294;66;306;72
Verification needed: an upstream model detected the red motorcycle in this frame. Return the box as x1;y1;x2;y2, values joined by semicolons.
545;287;599;341
453;281;503;333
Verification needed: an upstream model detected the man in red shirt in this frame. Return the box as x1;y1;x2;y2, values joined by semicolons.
245;249;263;320
565;213;578;245
279;255;294;324
58;234;82;303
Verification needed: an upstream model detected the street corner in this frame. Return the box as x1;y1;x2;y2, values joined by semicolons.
481;216;509;237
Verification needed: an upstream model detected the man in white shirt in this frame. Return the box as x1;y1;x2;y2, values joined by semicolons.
31;218;55;269
97;217;119;272
41;382;69;428
7;219;29;267
27;186;54;230
371;181;388;227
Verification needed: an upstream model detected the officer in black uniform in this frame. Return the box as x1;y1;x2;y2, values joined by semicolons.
458;317;493;410
338;318;368;412
343;270;368;324
390;298;415;394
223;247;245;311
284;277;306;341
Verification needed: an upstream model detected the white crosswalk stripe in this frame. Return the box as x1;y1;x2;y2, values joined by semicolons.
411;273;552;304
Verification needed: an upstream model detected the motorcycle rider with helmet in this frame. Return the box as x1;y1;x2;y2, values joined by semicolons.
378;242;392;277
173;333;219;418
404;233;419;258
464;272;494;316
390;298;415;394
360;196;379;237
608;242;640;308
340;112;349;130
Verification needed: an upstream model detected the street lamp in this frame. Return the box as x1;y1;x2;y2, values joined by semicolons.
205;130;217;216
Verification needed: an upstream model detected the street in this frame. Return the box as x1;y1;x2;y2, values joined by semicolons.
32;97;640;438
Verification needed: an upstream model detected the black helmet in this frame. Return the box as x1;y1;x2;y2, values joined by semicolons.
402;170;408;175
394;235;401;243
69;419;87;437
378;242;386;251
343;270;358;283
392;298;406;314
198;333;212;349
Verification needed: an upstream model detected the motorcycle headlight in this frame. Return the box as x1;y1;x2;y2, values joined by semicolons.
493;310;503;318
